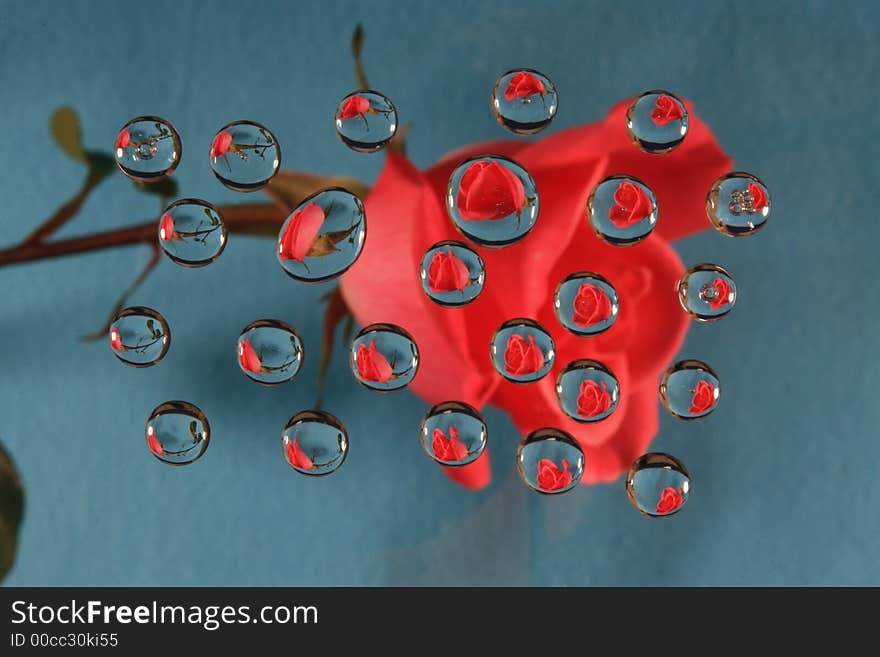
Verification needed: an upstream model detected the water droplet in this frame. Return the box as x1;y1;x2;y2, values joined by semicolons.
626;453;690;517
555;359;620;422
491;68;558;135
677;263;736;322
209;120;280;191
490;319;555;383
706;172;770;237
114;116;181;182
420;401;487;466
158;199;227;267
282;410;348;476
625;90;689;154
587;175;657;246
145;401;210;465
334;91;398;152
236;320;303;385
350;324;419;391
516;428;584;494
659;359;720;420
446;155;539;247
419;240;485;307
108;306;170;367
554;272;619;336
277;187;366;283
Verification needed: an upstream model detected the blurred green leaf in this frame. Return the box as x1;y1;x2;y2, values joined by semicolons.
50;106;86;163
134;176;178;199
316;287;353;409
0;441;24;583
84;151;116;188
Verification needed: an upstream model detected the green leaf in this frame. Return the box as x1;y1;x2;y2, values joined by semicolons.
84;151;116;189
0;441;24;583
134;176;179;199
50;106;86;163
189;421;199;440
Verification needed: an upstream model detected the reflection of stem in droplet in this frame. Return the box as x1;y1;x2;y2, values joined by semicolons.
118;333;164;354
173;220;222;245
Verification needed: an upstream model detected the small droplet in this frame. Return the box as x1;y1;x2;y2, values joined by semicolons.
236;320;303;385
145;401;210;465
334;91;398;152
556;359;620;422
447;155;539;247
626;453;690;517
282;410;348;476
419;240;485;307
554;272;619;336
209;120;280;191
625;90;689;154
420;401;487;466
659;359;720;420
490;318;555;383
114;116;181;182
587;175;657;246
706;172;770;237
491;68;558;135
158;199;227;267
350;324;419;391
516;428;584;494
677;263;736;322
277;187;366;283
108;306;170;367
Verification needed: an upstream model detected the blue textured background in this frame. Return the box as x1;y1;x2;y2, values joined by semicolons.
1;0;877;585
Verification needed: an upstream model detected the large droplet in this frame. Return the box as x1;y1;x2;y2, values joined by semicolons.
108;307;170;367
277;187;366;283
209;120;280;191
282;410;348;476
350;324;419;391
625;90;689;154
554;272;619;336
706;172;770;237
677;263;736;322
145;401;210;465
491;68;558;135
420;401;487;466
516;428;584;494
236;320;303;385
114;116;181;182
490;318;555;383
659;359;721;420
334;91;398;152
446;155;539;247
158;199;227;267
587;175;657;246
419;240;485;307
626;453;690;517
556;359;620;422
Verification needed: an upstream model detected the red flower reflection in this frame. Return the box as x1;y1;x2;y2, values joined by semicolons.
504;72;547;101
572;283;612;327
109;327;122;351
210;131;233;159
432;426;469;462
286;437;314;470
504;334;544;377
279;202;325;262
146;427;164;456
576;380;611;418
655;486;684;514
688;380;716;415
115;129;131;151
339;95;371;122
159;213;175;241
238;338;262;374
356;340;393;383
650;95;684;126
748;182;768;213
457;160;526;221
608;181;653;229
707;277;731;310
536;458;572;492
428;250;470;293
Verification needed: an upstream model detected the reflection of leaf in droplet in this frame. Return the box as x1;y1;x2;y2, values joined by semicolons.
306;234;340;258
189;420;199;441
0;440;25;583
134;176;178;199
323;223;359;246
50;106;86;163
146;319;157;338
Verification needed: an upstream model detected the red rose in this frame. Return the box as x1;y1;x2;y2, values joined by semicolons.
655;486;684;514
428;250;470;293
504;72;546;101
608;180;653;228
572;283;612;327
536;458;572;492
748;182;768;213
339;95;372;122
159;213;175;241
115;129;131;151
456;160;526;221
708;277;731;310
109;327;122;351
286;438;314;470
688;380;716;415
356;340;393;383
576;380;611;418
504;334;544;376
650;95;684;126
279;202;325;262
238;338;262;374
432;426;469;462
146;427;164;456
339;98;731;488
210;131;233;159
